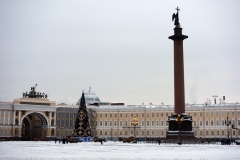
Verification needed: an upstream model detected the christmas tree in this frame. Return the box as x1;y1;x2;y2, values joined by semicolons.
72;92;91;137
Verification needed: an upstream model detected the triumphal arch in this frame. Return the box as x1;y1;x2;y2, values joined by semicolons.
0;84;57;139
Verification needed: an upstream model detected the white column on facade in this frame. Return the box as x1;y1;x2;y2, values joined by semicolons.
8;110;10;125
3;110;5;125
18;111;20;125
54;112;56;126
13;111;16;125
49;112;52;126
69;113;70;127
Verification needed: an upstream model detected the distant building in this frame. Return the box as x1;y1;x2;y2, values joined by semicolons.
1;89;240;141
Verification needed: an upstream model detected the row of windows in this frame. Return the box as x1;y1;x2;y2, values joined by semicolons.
98;112;240;118
97;130;240;136
97;120;169;127
0;129;11;135
57;113;77;119
0;118;13;125
99;130;164;136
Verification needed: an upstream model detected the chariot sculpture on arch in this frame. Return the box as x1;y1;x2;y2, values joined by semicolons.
22;84;48;99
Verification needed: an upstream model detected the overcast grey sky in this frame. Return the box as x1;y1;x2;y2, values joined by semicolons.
0;1;239;105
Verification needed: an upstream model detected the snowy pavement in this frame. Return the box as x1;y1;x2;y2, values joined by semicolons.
0;141;240;160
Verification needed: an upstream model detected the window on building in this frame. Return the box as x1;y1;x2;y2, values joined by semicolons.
125;131;127;135
206;120;208;126
166;113;168;116
125;121;128;126
232;120;235;125
105;121;107;126
161;121;163;126
126;114;128;117
142;121;144;126
110;114;112;117
100;131;102;135
161;131;163;135
147;131;149;135
227;112;229;116
217;130;219;135
120;114;122;117
156;121;159;126
120;131;122;135
96;121;98;126
142;113;144;117
222;120;225;126
233;131;235;135
147;121;150;126
194;113;196;116
152;113;154;117
100;114;102;117
10;118;13;125
131;131;133;134
157;113;158;117
206;112;208;116
152;121;154;126
110;121;112;126
105;114;107;117
211;131;214;136
200;131;202;136
136;113;138;117
238;112;240;116
222;112;224;116
115;114;117;117
238;120;240;126
211;112;213;116
114;121;117;126
166;122;169;126
131;114;133;117
136;131;138;135
161;113;163;116
194;121;196;126
211;120;213;126
100;121;102;126
200;121;202;126
152;130;154;136
120;121;122;126
142;130;144;136
222;130;224;136
216;112;218;116
200;113;202;116
188;113;190;116
232;112;234;116
105;131;107;135
216;120;219;126
206;131;208;135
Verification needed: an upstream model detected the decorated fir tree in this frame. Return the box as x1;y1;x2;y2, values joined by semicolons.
72;92;91;137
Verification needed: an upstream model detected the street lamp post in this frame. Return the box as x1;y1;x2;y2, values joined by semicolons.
131;117;139;142
225;116;231;140
175;114;183;145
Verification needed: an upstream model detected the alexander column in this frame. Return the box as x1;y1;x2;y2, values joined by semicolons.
166;7;194;141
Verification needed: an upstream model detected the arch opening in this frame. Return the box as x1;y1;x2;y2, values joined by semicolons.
21;112;48;139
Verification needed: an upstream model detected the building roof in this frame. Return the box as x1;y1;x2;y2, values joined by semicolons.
76;92;100;105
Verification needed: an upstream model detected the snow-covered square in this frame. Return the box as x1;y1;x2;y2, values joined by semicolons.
1;141;240;160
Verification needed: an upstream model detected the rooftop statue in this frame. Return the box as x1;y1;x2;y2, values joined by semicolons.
22;84;49;99
172;7;180;27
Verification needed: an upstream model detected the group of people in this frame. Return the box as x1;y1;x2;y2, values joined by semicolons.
55;137;68;144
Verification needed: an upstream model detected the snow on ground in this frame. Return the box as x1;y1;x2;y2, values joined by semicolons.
0;141;240;160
